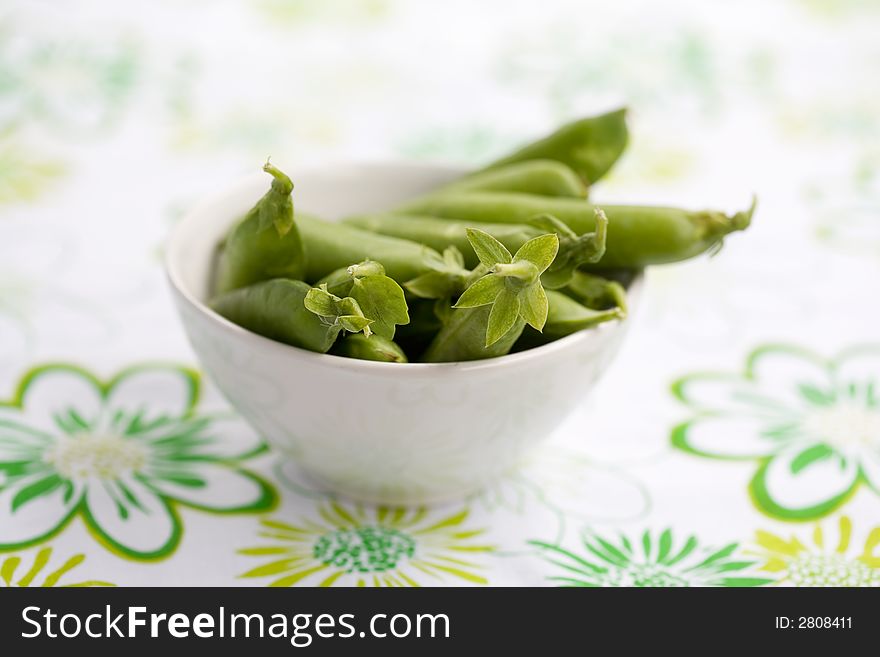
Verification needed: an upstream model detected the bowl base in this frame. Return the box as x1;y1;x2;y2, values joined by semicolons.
286;461;499;507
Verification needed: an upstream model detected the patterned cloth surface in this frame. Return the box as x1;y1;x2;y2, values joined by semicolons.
1;0;878;587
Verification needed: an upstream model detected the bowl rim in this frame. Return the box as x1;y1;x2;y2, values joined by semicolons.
165;160;642;374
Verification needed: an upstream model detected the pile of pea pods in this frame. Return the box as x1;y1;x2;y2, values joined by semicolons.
210;108;754;363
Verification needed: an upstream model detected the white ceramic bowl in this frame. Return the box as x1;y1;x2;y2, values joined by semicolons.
166;162;640;505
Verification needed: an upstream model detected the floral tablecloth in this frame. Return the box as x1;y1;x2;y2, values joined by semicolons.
1;0;878;587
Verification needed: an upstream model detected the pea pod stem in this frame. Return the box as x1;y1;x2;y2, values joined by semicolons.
316;260;410;340
262;160;294;199
397;192;755;268
535;210;606;288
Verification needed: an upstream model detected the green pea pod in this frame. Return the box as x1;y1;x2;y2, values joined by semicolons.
397;191;755;268
422;229;558;362
516;289;624;349
565;271;629;312
344;213;537;267
316;260;409;340
435;160;587;198
332;333;408;363
397;298;446;338
480;108;629;185
392;298;447;359
298;214;471;298
344;211;605;290
579;267;641;291
543;289;625;337
422;306;525;362
214;163;305;294
209;279;371;353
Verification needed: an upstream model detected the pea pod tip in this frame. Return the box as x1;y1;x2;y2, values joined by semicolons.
262;158;294;194
732;195;758;231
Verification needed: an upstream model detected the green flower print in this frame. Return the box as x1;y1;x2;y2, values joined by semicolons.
672;345;880;520
0;34;139;137
0;364;276;560
395;125;513;164
239;503;494;587
1;546;113;587
814;203;880;260
473;446;651;546
798;0;880;20
255;0;391;25
0;143;67;205
752;516;880;587
0;221;107;367
531;529;772;587
493;25;722;117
